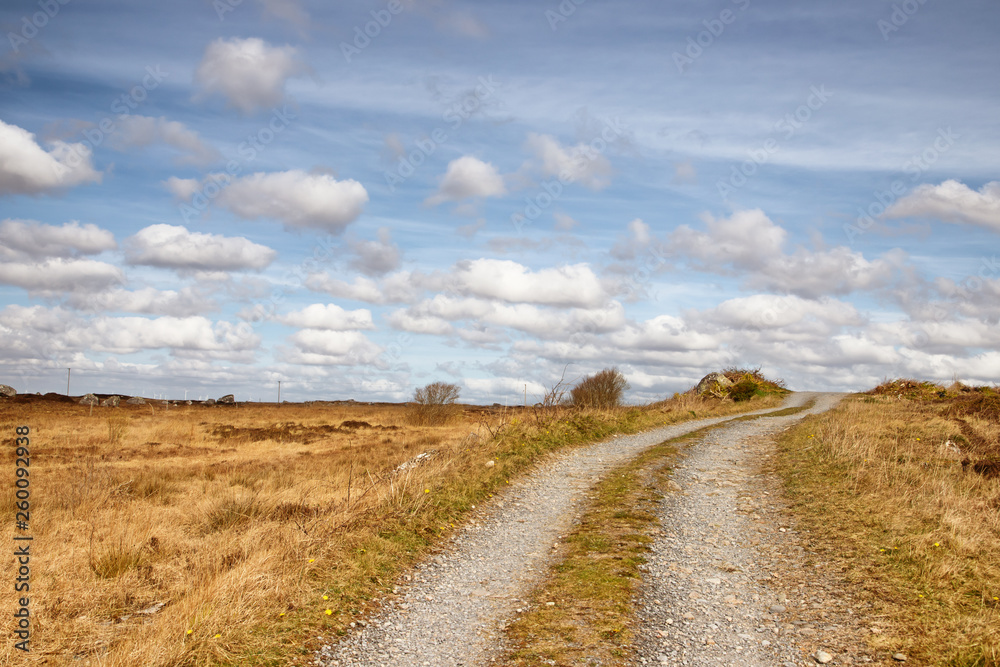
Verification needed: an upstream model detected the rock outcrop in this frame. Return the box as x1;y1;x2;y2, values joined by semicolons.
126;396;146;405
0;384;16;398
695;372;732;396
101;395;121;407
218;394;236;404
79;393;99;406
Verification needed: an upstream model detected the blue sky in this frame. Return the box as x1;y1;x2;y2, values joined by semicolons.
1;0;998;402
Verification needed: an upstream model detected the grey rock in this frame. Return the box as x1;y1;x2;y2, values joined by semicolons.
125;396;146;405
0;384;16;398
204;398;216;406
893;653;907;662
100;395;120;407
695;372;733;395
79;393;98;406
218;394;236;404
814;650;834;663
769;604;787;613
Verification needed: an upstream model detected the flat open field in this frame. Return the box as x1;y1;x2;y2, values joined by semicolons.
0;390;781;666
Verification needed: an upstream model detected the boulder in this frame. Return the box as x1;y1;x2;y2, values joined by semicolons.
695;372;732;395
217;394;236;404
79;393;99;406
204;398;216;406
0;384;16;398
126;396;146;405
185;400;192;405
101;395;121;407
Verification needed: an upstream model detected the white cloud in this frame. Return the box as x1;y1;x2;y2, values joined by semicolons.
885;180;1000;231
610;218;652;260
0;219;116;258
453;259;608;308
553;212;579;231
668;209;906;298
425;156;506;206
279;303;374;330
113;116;220;165
194;37;306;113
214;170;368;232
350;227;401;276
285;329;383;365
125;224;276;271
63;287;217;317
164;176;202;200
0;257;124;293
523;133;613;191
386;309;455;335
83;316;259;354
0;119;101;195
306;271;422;305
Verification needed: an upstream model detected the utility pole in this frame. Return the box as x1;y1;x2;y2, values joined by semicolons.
278;381;282;405
66;368;71;396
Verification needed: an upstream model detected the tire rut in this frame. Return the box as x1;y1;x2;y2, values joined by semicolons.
314;394;828;667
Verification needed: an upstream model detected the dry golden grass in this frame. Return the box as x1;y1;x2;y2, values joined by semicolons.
774;390;1000;666
0;391;782;666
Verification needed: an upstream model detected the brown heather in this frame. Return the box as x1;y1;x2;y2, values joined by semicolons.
0;391;781;666
774;383;1000;666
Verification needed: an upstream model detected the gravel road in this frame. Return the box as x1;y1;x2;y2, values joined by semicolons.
315;393;848;667
633;392;878;667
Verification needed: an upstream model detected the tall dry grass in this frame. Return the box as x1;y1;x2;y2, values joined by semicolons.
0;391;783;665
775;394;1000;666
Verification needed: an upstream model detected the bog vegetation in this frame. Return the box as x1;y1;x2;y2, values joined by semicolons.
774;379;1000;666
0;373;782;666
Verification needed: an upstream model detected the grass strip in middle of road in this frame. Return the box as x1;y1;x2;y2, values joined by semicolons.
500;432;695;666
499;400;815;666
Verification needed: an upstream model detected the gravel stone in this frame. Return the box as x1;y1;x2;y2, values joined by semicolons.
315;393;876;667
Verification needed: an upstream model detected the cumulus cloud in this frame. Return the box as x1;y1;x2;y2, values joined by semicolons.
452;259;608;308
305;271;422;305
425;156;506;206
391;296;625;340
0;219;116;258
84;316;259;354
63;286;217;317
350;227;401;276
214;170;368;232
113;116;221;165
523;133;613;191
0;257;124;293
610;218;652;260
285;329;383;365
278;303;374;330
0;119;101;195
667;209;906;298
125;224;275;272
885;180;1000;232
194;37;307;113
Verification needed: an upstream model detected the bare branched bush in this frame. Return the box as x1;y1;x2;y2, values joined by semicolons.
409;381;461;425
570;367;629;409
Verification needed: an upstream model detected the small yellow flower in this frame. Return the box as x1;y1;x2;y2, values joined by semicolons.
916;438;921;441
279;612;285;617
308;558;315;563
934;542;940;547
325;609;332;615
425;489;430;493
186;629;193;635
214;634;221;639
323;595;329;600
918;594;924;598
